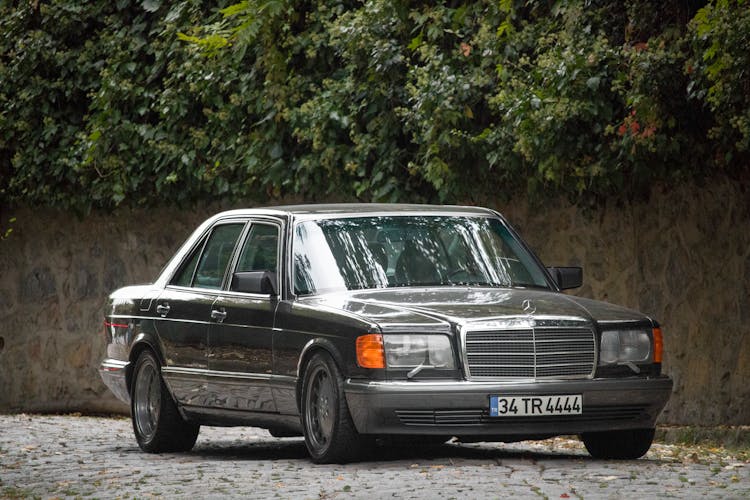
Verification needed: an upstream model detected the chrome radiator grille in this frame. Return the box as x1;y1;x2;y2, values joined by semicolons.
464;327;596;379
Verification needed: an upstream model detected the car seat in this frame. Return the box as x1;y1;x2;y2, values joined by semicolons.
395;240;441;285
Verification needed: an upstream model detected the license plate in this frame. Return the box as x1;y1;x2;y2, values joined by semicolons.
489;394;582;417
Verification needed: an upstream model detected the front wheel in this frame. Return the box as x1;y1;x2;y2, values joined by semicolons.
131;350;199;453
581;428;655;459
301;352;365;463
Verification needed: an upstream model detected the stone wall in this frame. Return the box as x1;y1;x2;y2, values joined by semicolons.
500;179;750;425
0;178;748;424
0;205;213;414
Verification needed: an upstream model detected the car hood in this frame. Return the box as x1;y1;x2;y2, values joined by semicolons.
304;288;652;333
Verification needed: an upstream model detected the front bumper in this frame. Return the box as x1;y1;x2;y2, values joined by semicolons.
344;376;673;437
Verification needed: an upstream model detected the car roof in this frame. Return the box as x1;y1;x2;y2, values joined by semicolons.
213;203;498;221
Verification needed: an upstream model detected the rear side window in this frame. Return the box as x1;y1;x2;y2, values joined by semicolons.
172;223;244;289
172;239;204;287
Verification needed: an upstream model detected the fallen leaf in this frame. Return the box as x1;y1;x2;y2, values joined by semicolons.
684;452;699;463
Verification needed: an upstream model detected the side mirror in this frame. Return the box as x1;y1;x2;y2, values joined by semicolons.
231;271;279;296
546;267;583;290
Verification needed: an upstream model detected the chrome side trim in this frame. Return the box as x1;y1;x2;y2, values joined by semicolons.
162;367;265;381
100;359;129;371
162;366;296;385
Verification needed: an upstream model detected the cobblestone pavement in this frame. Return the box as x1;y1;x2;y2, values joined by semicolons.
1;415;748;499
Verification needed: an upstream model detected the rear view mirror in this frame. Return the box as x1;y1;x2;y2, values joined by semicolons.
231;271;279;296
546;267;583;290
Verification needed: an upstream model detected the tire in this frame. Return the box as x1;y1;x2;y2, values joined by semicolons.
300;352;364;463
581;428;655;459
131;350;199;453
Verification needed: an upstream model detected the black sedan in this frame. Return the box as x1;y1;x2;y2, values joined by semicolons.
100;204;672;463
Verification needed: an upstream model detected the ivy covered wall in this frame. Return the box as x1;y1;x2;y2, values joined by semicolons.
1;1;750;423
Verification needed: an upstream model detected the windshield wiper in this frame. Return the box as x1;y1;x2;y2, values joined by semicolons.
407;363;427;379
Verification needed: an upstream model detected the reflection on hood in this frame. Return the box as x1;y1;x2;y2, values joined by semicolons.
304;288;650;332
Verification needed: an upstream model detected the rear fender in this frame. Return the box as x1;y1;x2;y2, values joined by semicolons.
126;333;166;394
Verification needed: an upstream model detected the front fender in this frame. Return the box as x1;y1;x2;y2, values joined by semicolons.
296;337;347;379
295;337;348;412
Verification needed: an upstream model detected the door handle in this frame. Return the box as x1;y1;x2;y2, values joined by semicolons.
211;308;227;323
156;303;171;317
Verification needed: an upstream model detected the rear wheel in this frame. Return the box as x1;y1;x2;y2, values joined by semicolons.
301;352;365;463
581;428;655;459
131;350;199;453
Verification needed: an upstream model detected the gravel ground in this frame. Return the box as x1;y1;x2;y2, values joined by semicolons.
1;414;748;499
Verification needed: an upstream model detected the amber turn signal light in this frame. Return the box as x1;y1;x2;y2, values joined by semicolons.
652;327;663;363
356;334;385;368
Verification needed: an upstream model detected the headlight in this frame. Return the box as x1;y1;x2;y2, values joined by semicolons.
600;329;652;364
383;334;455;370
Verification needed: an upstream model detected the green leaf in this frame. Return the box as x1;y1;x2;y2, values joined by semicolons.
142;0;161;13
497;21;512;38
499;0;513;14
586;76;601;91
221;1;250;18
408;32;423;51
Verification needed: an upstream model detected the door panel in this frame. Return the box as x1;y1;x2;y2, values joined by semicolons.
155;221;246;408
207;294;277;411
206;221;281;412
154;288;216;406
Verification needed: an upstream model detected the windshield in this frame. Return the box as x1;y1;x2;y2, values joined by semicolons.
292;215;550;295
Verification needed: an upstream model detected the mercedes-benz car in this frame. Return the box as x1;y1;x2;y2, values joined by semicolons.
99;204;672;463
